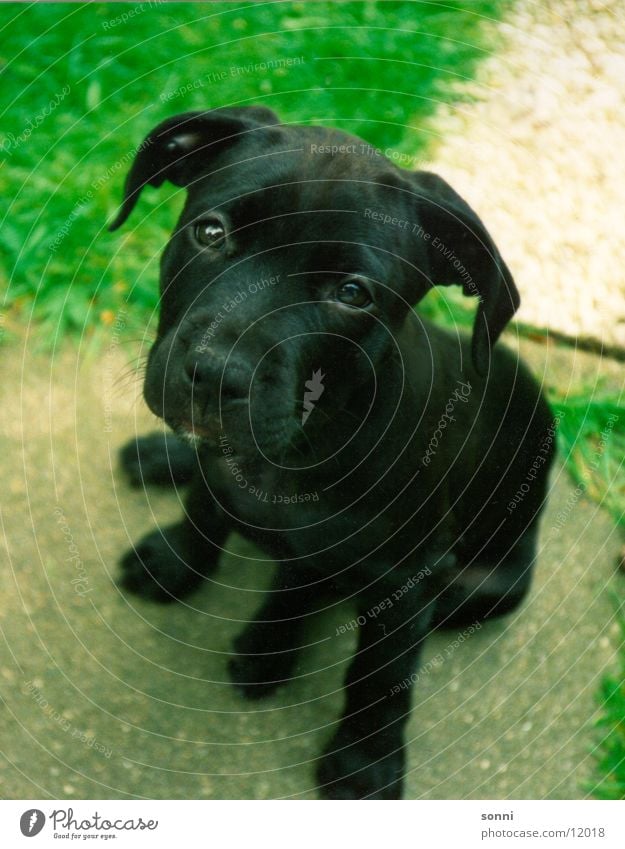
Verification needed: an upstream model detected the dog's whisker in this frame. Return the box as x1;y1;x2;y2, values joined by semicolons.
112;367;145;391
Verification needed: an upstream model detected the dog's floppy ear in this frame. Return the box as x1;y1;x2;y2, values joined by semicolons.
108;106;280;231
412;171;519;376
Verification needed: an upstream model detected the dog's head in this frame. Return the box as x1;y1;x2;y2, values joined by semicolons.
111;106;518;458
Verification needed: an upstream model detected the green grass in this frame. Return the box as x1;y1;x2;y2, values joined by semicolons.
552;393;625;528
547;390;625;798
0;0;510;342
592;608;625;800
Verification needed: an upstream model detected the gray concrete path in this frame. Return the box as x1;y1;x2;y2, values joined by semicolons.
0;336;622;799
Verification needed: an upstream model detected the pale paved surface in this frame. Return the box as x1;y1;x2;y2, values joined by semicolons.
425;0;625;347
0;335;623;800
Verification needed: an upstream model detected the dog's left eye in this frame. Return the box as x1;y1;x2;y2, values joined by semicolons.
193;218;226;249
336;279;372;308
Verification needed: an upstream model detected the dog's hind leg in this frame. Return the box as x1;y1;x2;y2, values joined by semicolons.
431;520;540;630
119;472;229;602
119;432;197;487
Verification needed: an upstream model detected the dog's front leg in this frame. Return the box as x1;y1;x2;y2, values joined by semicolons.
229;563;334;699
317;584;435;799
119;471;229;602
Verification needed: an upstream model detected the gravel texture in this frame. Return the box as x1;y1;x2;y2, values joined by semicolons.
425;0;625;348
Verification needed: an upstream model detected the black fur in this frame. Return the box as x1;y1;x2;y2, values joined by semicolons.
112;107;555;799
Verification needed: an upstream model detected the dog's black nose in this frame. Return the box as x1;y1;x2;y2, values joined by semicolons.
183;351;249;406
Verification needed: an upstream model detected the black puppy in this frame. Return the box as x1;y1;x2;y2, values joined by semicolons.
111;106;555;799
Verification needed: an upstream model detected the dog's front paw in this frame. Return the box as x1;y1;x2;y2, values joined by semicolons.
119;523;213;603
120;433;196;488
317;729;405;799
229;624;299;700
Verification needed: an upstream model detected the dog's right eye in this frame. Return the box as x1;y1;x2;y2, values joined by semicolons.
336;279;372;309
193;219;226;249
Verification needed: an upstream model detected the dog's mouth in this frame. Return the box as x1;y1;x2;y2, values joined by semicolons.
170;416;224;446
165;404;369;470
168;411;296;457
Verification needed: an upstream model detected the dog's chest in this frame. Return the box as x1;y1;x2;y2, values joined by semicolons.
208;456;324;526
206;451;441;573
